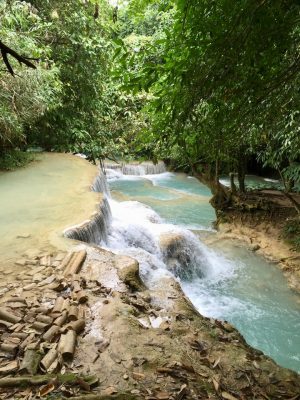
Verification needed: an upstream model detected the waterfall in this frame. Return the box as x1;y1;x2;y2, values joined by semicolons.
104;160;166;176
64;197;111;244
64;170;112;244
92;170;110;197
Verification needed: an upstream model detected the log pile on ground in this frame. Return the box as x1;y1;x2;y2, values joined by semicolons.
0;249;103;399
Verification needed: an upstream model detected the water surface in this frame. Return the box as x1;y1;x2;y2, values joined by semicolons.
0;153;98;273
108;170;300;372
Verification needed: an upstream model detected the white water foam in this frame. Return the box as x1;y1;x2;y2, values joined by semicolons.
102;169;235;290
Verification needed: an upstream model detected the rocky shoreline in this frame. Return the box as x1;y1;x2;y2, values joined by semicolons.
0;240;300;399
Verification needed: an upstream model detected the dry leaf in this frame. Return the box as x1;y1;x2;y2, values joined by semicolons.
103;387;117;395
156;392;170;400
132;372;145;380
222;391;239;400
0;360;18;373
38;383;55;397
212;378;219;392
213;357;221;369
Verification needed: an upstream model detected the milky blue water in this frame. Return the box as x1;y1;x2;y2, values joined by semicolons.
109;171;300;373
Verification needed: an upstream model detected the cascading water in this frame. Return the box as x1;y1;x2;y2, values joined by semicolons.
104;160;166;176
68;163;300;373
64;170;112;244
110;168;300;372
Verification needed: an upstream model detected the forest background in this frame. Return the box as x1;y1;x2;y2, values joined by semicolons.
0;0;299;196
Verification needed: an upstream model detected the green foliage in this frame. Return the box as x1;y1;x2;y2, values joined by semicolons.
0;150;35;170
0;0;61;155
282;219;300;251
119;0;300;190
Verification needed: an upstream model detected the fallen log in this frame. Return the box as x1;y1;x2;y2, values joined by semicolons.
40;347;58;372
58;330;77;361
0;373;98;388
0;307;21;324
43;325;60;342
61;393;139;400
19;348;42;375
64;250;87;276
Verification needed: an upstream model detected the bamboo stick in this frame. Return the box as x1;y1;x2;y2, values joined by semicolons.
58;330;77;361
68;305;79;321
40;347;58;372
63;319;85;334
0;307;21;324
43;325;60;342
19;348;42;375
53;311;68;327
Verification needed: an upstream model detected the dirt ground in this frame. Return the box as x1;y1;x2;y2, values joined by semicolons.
0;244;299;399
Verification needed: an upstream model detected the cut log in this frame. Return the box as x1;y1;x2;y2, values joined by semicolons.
62;298;70;312
40;347;58;372
68;305;79;321
63;319;85;334
20;333;35;350
76;290;88;304
64;250;87;276
0;320;13;329
53;311;68;327
0;343;18;355
73;280;82;292
36;315;53;325
52;297;64;315
58;330;77;361
19;348;42;375
31;321;48;332
43;325;60;342
0;307;21;324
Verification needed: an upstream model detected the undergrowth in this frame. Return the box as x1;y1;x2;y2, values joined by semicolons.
282;219;300;251
0;150;35;171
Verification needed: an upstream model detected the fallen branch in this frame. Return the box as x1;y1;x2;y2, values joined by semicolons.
0;373;97;388
62;393;139;400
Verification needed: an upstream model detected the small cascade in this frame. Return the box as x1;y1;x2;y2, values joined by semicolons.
104;160;166;176
92;168;110;197
64;170;112;244
103;197;230;287
64;197;111;244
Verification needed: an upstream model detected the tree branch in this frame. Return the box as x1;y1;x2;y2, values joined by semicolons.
0;40;37;76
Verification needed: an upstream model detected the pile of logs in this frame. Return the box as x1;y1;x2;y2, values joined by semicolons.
0;250;89;377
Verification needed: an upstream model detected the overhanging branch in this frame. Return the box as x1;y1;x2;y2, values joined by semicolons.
0;40;37;76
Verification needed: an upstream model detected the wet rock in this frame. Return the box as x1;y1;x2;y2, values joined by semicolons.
116;256;145;291
250;244;260;252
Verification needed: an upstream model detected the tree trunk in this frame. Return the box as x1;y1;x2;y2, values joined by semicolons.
237;153;247;193
229;172;237;194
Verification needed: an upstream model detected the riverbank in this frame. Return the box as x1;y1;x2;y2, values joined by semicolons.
1;243;300;399
1;158;300;398
213;190;300;293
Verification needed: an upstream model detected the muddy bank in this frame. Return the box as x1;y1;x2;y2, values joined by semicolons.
1;244;300;399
